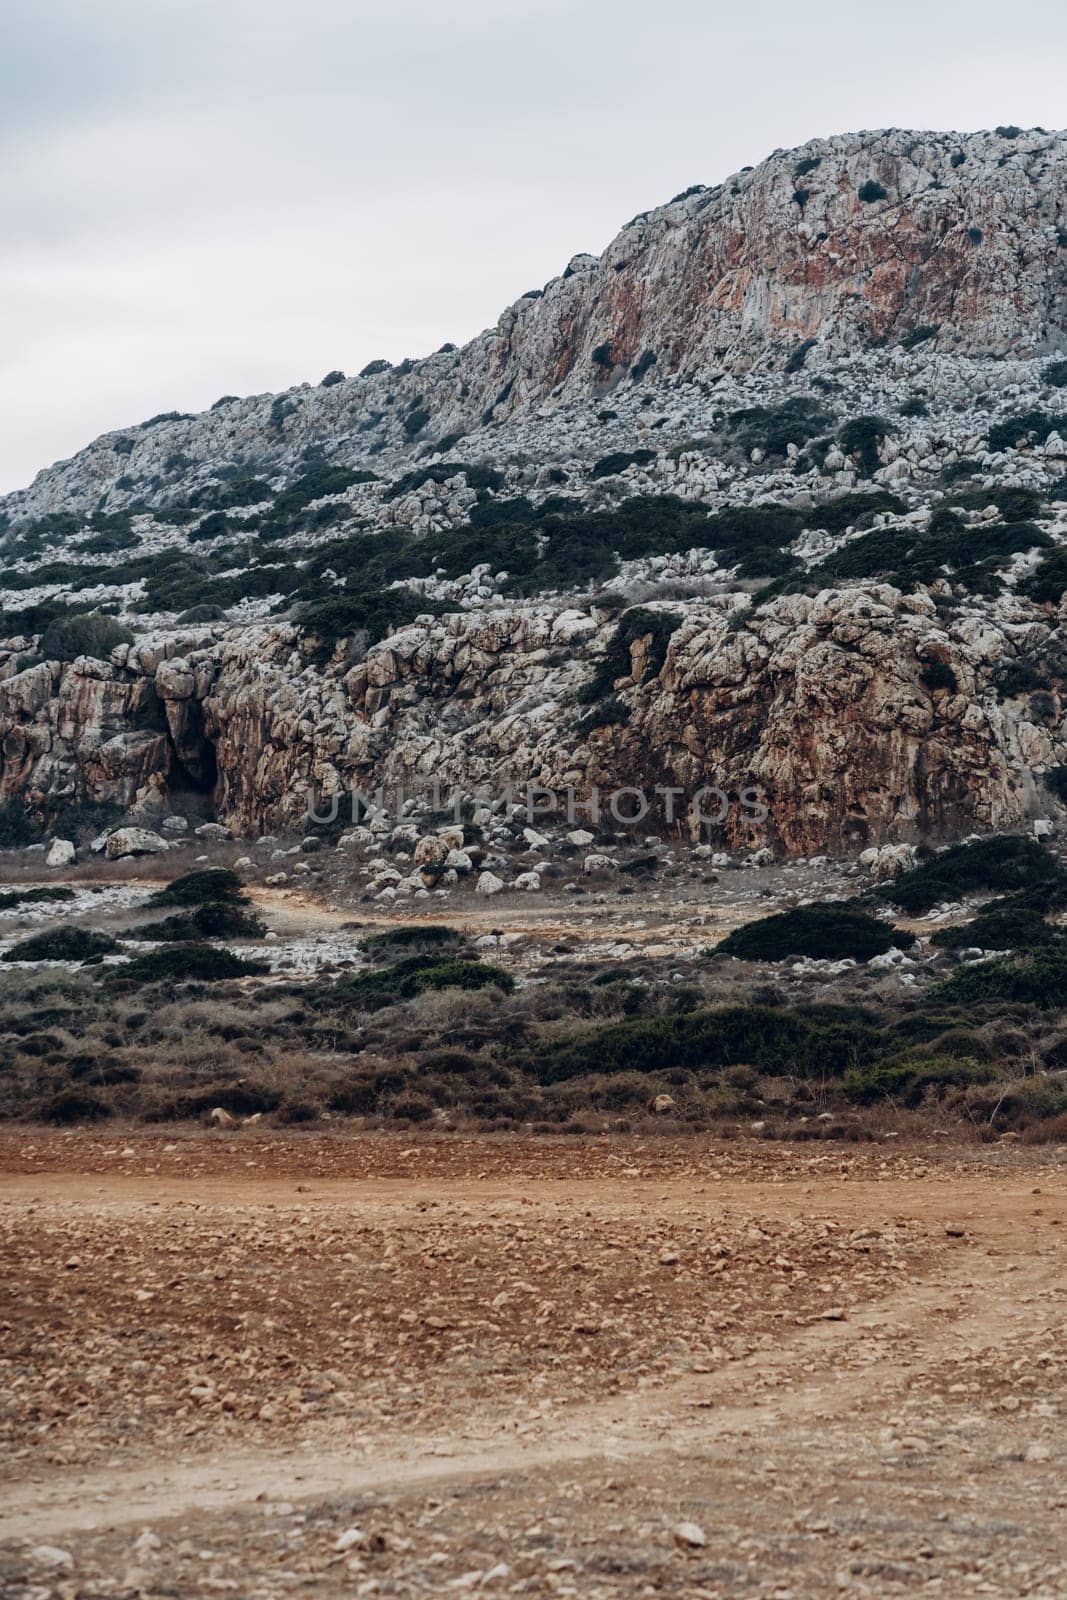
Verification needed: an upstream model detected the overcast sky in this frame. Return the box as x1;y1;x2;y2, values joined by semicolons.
2;0;1064;495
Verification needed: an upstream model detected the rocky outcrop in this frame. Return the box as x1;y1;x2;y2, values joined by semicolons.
1;126;1064;858
4;128;1064;524
4;588;1060;854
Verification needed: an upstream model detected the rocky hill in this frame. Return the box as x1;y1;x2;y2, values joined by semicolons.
1;126;1066;862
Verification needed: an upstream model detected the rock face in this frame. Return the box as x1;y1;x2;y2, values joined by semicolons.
3;128;1064;523
1;586;1054;856
1;127;1065;858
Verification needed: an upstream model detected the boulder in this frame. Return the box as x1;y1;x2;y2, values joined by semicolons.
104;827;170;859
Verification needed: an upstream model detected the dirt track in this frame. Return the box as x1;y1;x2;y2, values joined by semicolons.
1;1133;1065;1597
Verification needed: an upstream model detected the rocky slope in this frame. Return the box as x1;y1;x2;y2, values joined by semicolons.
1;127;1066;860
4;127;1064;525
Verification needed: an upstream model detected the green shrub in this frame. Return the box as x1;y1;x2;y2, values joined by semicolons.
842;1054;997;1106
0;800;41;849
987;411;1067;452
591;450;655;479
1019;549;1067;605
726;397;832;459
384;463;498;502
362;925;463;953
39;612;133;663
402;407;431;438
1044;360;1067;388
296;587;442;655
877;835;1063;915
1045;766;1067;802
534;1003;885;1085
3;927;120;963
150;868;244;907
718;903;912;963
578;607;681;705
42;1088;113;1124
133;901;267;941
930;901;1059;951
336;957;514;1005
857;179;888;202
176;604;226;624
113;945;269;984
785;338;817;373
934;946;1067;1007
0;886;75;910
921;660;958;693
838;416;889;477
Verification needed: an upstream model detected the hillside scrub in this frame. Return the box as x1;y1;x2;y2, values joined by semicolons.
876;835;1064;915
3;927;120;964
934;947;1067;1007
718;903;913;962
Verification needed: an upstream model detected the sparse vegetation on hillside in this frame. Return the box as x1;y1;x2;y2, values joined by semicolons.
718;903;913;963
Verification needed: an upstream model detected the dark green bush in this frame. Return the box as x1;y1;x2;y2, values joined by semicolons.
1044;360;1067;388
718;903;912;963
39;612;133;663
930;902;1059;951
726;397;832;459
533;1003;886;1085
296;587;442;655
133;901;267;941
1019;549;1067;605
0;886;75;910
838;416;889;477
877;835;1063;915
150;868;244;907
857;179;888;202
842;1054;997;1106
113;945;269;984
336;957;514;1005
42;1088;113;1124
591;450;655;479
578;607;681;705
934;947;1067;1008
3;927;120;963
987;412;1067;452
0;800;40;849
362;925;463;953
921;660;958;693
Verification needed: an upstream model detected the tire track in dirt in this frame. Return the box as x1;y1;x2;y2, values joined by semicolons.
3;1176;1062;1543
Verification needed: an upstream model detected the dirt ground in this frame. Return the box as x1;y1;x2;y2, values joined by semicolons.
1;1131;1065;1598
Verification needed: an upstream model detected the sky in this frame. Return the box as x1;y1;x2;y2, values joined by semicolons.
2;0;1065;495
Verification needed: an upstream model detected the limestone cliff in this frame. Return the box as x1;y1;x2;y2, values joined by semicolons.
3;127;1064;525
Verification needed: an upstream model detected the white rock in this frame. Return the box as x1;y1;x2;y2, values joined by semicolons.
29;1547;72;1568
104;827;170;859
672;1521;707;1549
45;837;76;868
476;870;505;896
